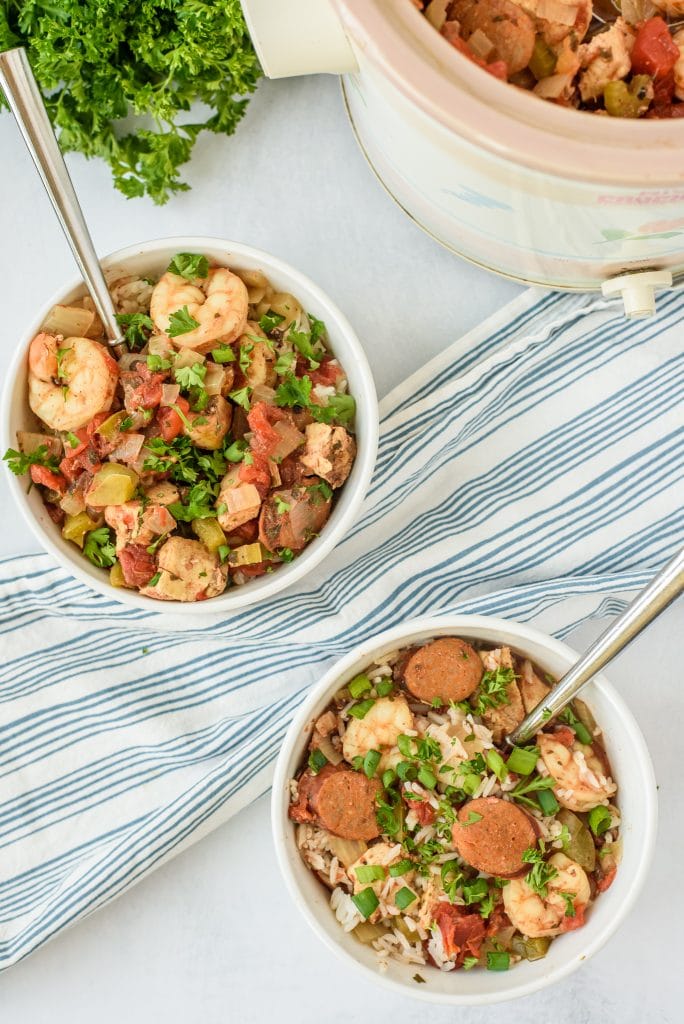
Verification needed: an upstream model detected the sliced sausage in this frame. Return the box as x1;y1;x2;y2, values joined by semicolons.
401;637;483;705
452;796;539;877
289;764;381;841
258;483;332;552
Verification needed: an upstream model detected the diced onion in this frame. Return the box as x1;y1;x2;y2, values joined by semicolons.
174;348;205;370
42;304;95;338
533;72;573;98
468;29;495;61
620;0;657;24
117;352;144;371
108;433;145;464
425;0;450;29
148;334;174;358
160;383;180;406
327;836;367;866
251;384;277;406
270;420;304;462
536;0;578;24
204;363;226;396
316;733;344;767
228;541;266;566
59;489;87;516
17;431;62;458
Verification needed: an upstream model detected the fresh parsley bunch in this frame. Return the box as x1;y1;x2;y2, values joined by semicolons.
0;1;261;204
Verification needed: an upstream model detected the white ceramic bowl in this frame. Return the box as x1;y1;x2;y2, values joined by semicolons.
2;236;378;613
272;614;657;1005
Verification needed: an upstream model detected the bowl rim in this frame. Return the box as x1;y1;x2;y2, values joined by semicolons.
1;235;379;614
337;0;684;188
271;612;658;1006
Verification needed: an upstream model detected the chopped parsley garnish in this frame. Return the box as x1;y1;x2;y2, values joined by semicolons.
587;805;612;837
412;973;427;984
307;748;328;775
462;877;489;905
65;431;81;449
522;842;558;898
167;253;209;280
274;351;296;376
559;891;576;917
510;773;557;809
309;394;356;426
375;679;394;697
258;310;286;334
168;482;218;522
174;362;207;390
274;496;292;515
83;527;117;568
308;480;333;502
224;439;250;463
148;572;162;587
167;305;200;338
461;810;483;827
228;386;252;411
288;326;322;369
440;861;463;902
3;445;59;477
115;312;153;350
275;372;312;408
463;957;479;971
218;545;231;564
238;343;253;372
147;353;173;372
470;665;515;716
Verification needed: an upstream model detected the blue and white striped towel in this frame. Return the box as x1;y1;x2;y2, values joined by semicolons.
1;289;682;969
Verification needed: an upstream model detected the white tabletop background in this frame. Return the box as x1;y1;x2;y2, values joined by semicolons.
0;75;680;1023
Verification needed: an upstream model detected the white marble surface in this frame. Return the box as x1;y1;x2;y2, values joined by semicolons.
0;74;680;1022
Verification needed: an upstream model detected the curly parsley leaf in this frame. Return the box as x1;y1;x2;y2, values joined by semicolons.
0;2;261;204
275;372;312;408
3;445;60;476
167;253;209;280
115;313;154;351
83;527;117;568
168;306;200;338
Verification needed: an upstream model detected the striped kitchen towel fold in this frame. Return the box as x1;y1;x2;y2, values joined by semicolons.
0;287;682;969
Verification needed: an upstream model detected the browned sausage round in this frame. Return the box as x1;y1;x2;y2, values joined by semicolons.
289;765;381;841
449;0;535;75
451;797;539;877
401;637;483;705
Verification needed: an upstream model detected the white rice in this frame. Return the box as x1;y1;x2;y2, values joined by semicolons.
108;274;154;315
426;924;456;972
330;887;362;932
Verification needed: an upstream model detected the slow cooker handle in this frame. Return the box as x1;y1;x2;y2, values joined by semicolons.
241;0;358;78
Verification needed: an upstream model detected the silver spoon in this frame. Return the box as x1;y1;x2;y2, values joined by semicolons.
0;47;122;344
508;545;684;745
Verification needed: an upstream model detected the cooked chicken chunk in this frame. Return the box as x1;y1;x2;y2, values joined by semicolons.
216;466;262;533
104;501;176;553
140;537;227;601
578;18;635;102
299;423;356;489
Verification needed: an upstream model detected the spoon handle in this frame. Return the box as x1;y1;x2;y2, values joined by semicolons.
508;545;684;745
0;48;121;343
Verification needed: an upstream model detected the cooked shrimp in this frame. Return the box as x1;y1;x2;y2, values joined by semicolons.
150;267;249;353
538;733;617;812
28;334;118;432
342;696;414;763
503;852;590;938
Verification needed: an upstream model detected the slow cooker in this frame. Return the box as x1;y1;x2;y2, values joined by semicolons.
242;0;684;315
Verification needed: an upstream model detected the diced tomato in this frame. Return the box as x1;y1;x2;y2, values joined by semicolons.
404;795;436;826
247;401;287;457
631;18;679;79
443;31;509;81
122;365;167;413
560;902;587;933
309;357;345;390
30;464;66;493
62;427;89;459
232;562;269;579
86;412;110;437
432;903;486;966
59;443;102;481
156;397;190;442
118;543;157;588
596;868;617;893
239;452;271;499
552;725;576;748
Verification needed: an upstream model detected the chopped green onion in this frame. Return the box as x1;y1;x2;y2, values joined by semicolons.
485;749;508;782
536;788;560;815
308;748;328;775
461;810;483;827
417;766;437;790
352;887;379;919
463;956;479;970
65;431;81;449
348;674;372;699
375;679;394;697
349;699;375;720
396;761;417;782
351;756;364;771
389;859;414;878
587;805;612;837
394;887;417;910
363;749;381;778
486;951;510;971
462;878;489;905
460;773;480;796
354;864;386;884
561;707;593;746
382;769;396;789
506;745;540;776
397;734;414;758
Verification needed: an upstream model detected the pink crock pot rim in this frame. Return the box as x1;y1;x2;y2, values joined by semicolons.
336;0;684;188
